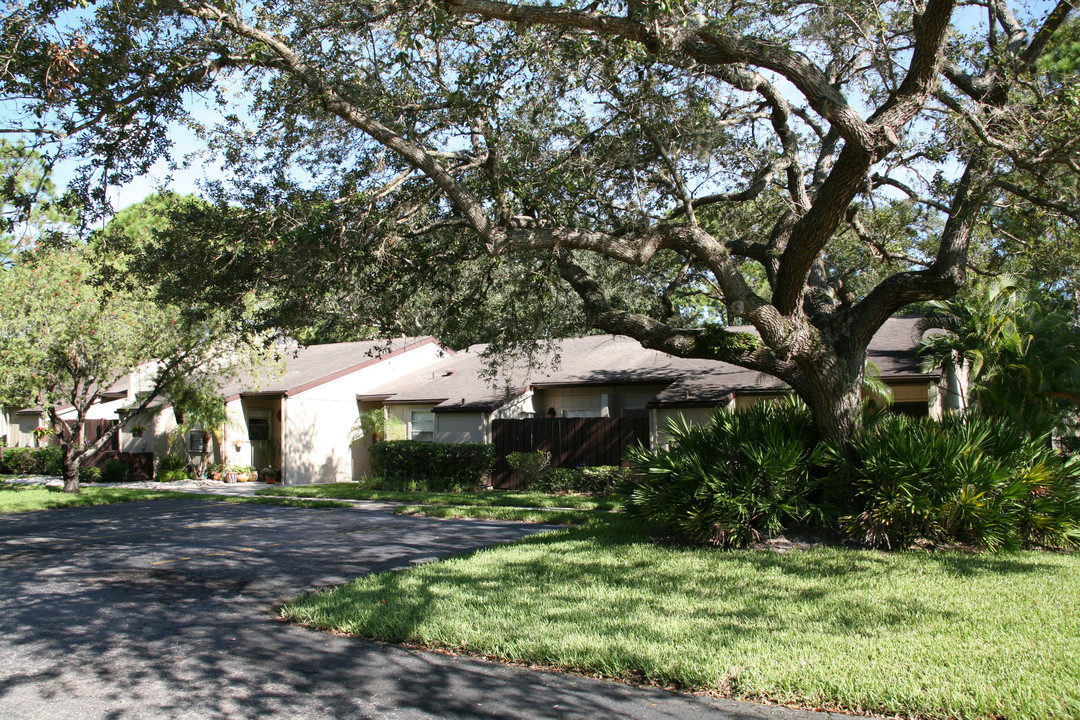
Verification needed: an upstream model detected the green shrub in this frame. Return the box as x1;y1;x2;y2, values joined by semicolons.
505;450;550;489
0;446;64;476
101;458;130;483
370;441;495;491
579;465;631;493
623;402;1080;552
532;465;630;493
78;465;102;483
624;402;834;547
831;413;1080;551
534;467;578;493
155;453;190;482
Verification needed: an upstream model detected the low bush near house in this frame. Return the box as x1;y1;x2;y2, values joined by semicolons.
155;453;190;483
534;466;576;493
101;458;130;483
0;446;63;476
78;465;102;483
370;441;494;491
505;450;550;489
623;402;835;548
533;465;630;494
623;401;1080;551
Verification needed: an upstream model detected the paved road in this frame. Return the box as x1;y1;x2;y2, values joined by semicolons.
0;500;850;719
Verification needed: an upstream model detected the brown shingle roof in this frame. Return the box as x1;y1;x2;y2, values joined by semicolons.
221;337;442;399
366;317;932;411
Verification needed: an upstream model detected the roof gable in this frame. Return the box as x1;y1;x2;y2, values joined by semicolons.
222;337;444;400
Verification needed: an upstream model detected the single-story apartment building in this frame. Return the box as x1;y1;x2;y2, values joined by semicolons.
356;317;956;473
4;318;958;484
125;337;450;484
3;337;451;485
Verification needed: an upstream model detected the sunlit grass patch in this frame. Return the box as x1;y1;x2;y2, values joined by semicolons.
394;504;602;524
257;484;622;510
0;483;350;513
282;520;1080;720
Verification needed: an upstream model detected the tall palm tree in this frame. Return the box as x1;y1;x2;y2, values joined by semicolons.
918;277;1080;432
916;276;1023;413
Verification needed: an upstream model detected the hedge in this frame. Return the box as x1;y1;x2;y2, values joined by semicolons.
370;441;495;491
0;446;63;476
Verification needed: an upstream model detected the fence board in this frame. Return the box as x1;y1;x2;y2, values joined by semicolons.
82;451;155;483
492;417;649;489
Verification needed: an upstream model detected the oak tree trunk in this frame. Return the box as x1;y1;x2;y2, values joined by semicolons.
61;422;84;494
61;447;81;494
798;345;867;448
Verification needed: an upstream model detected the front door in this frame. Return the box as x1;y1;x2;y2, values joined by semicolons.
247;411;271;469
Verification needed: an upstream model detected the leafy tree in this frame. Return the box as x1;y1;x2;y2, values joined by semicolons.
0;248;263;492
0;139;70;265
5;0;1080;445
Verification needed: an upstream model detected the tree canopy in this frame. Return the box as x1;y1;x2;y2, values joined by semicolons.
3;0;1079;441
0;240;270;491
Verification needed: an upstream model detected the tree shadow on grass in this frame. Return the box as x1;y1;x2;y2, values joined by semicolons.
306;515;1071;696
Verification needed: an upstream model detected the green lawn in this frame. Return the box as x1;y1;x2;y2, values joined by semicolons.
257;484;622;510
282;518;1080;720
0;483;351;513
394;504;602;525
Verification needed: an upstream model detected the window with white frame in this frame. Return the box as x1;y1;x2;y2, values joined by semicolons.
410;411;434;442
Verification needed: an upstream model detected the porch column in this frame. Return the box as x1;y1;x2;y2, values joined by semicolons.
280;395;289;485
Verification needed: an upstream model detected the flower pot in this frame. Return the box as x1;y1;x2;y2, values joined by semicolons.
226;472;238;483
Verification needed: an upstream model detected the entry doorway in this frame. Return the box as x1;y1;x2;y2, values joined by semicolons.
247;411;272;469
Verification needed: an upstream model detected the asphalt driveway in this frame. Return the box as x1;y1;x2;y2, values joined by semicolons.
0;500;849;719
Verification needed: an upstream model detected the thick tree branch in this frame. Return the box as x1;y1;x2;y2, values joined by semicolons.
770;0;955;315
442;0;879;153
179;2;497;244
996;179;1080;223
848;150;993;345
554;249;795;377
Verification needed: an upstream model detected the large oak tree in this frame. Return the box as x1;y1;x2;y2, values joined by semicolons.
4;0;1079;441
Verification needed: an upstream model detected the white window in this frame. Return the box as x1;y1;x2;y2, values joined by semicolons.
410;411;434;442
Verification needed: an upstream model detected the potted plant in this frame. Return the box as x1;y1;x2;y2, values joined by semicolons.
130;424;147;438
32;425;55;444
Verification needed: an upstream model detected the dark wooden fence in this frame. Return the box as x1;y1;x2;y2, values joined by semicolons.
81;451;155;482
55;420;153;481
491;417;649;489
57;419;120;452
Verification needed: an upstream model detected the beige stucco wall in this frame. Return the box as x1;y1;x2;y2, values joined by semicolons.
122;405;191;465
534;384;669;419
435;413;486;444
9;413;42;447
498;390;535;419
650;406;722;449
283;343;448;485
387;403;437;441
284;384;358;485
